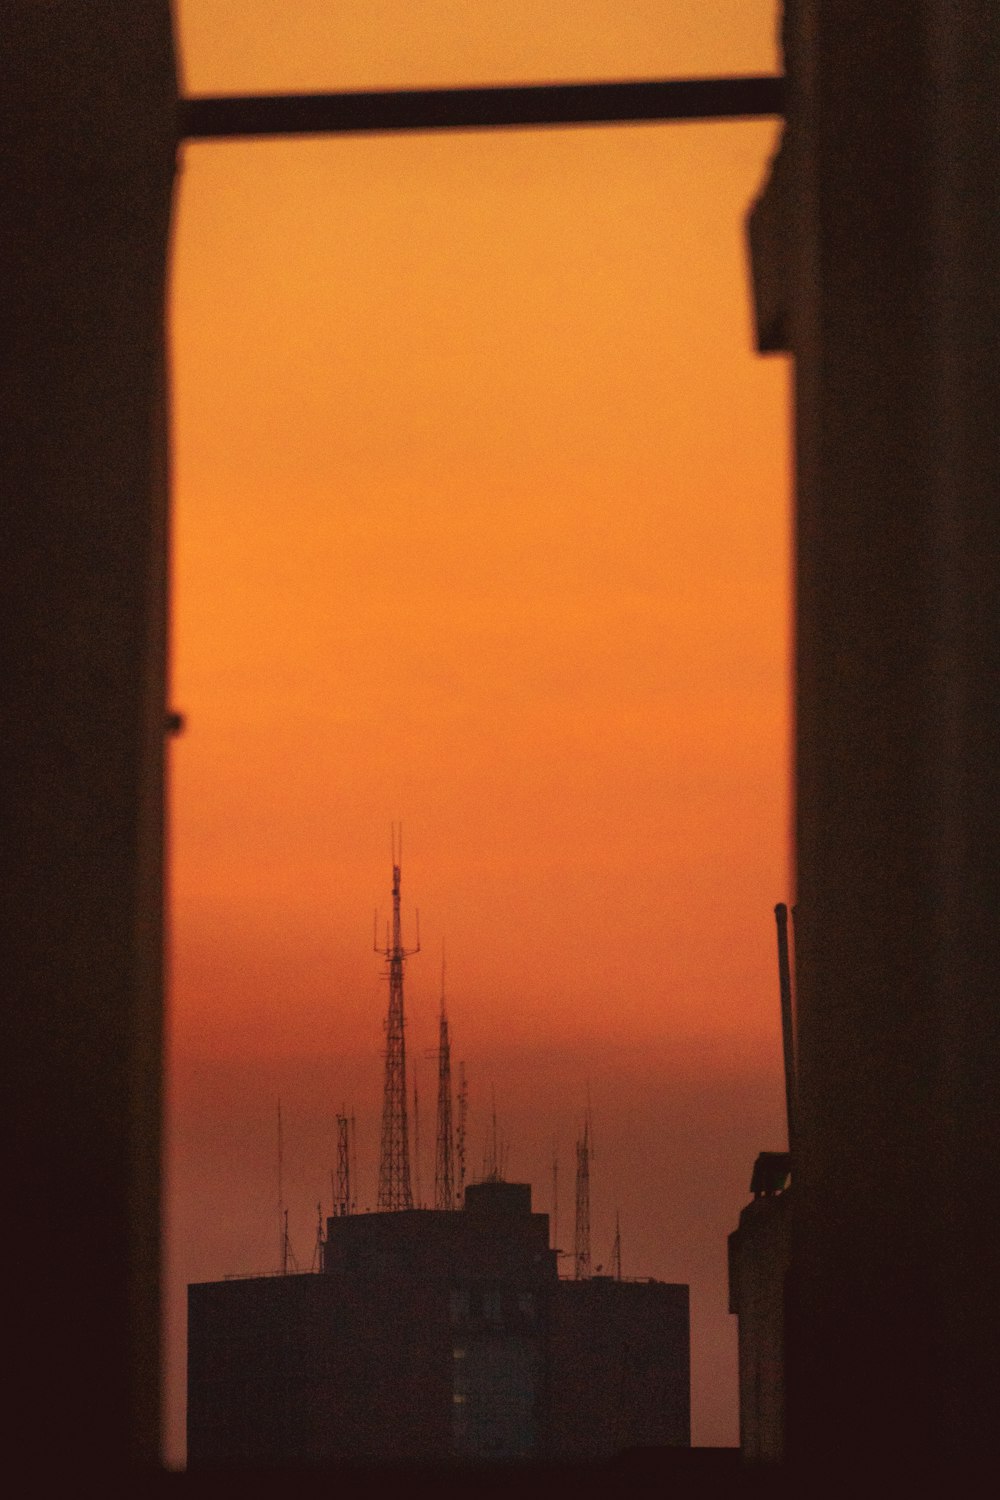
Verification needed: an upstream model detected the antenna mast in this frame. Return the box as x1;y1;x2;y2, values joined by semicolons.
775;902;797;1155
456;1061;468;1206
574;1115;591;1280
350;1111;358;1212
334;1110;352;1216
376;827;419;1211
413;1075;422;1208
434;949;455;1208
487;1086;501;1180
612;1209;622;1280
277;1100;287;1274
282;1210;290;1275
311;1202;324;1272
552;1144;559;1261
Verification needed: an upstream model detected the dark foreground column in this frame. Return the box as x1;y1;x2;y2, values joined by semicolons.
3;3;177;1472
775;3;1000;1482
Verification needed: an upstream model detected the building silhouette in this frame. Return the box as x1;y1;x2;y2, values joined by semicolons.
727;1152;791;1464
188;1179;689;1466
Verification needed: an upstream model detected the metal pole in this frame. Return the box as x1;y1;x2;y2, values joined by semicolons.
775;902;797;1155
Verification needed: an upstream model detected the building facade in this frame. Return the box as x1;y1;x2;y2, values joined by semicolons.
188;1180;689;1465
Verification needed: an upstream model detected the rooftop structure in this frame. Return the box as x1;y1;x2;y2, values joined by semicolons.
188;1179;689;1466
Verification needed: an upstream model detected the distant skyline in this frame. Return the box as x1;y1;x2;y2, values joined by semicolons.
168;0;787;1468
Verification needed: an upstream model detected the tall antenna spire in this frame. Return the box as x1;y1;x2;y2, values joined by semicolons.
612;1209;622;1280
456;1061;468;1206
277;1100;287;1273
487;1085;501;1181
311;1202;324;1272
552;1142;559;1262
434;945;455;1209
376;826;419;1210
574;1114;591;1281
282;1210;291;1275
413;1074;422;1208
350;1111;357;1213
276;1102;298;1273
334;1110;352;1216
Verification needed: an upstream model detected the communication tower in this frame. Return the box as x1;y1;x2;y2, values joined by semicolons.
413;1075;423;1207
276;1100;296;1274
375;829;419;1210
334;1110;353;1216
434;951;455;1209
484;1086;503;1180
456;1061;468;1205
551;1145;560;1262
574;1115;592;1280
311;1202;324;1272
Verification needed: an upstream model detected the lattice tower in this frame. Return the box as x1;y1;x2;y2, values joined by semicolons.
574;1116;591;1280
376;840;419;1210
334;1110;351;1215
456;1061;468;1204
434;959;455;1208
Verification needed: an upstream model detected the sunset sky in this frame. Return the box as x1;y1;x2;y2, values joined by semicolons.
167;1;788;1465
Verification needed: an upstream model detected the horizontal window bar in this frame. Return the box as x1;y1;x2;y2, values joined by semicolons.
180;76;783;142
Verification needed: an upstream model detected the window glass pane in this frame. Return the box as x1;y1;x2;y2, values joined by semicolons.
168;12;788;1472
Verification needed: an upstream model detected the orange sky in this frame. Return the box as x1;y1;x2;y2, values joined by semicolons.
167;0;788;1466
